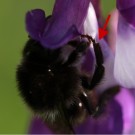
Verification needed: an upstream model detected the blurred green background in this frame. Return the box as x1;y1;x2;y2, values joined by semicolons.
0;0;115;133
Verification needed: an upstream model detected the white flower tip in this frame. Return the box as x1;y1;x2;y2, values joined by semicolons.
84;2;98;38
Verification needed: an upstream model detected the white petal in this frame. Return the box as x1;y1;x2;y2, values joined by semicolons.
84;2;98;38
114;15;135;88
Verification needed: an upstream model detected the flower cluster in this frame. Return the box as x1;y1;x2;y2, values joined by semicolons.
25;0;135;134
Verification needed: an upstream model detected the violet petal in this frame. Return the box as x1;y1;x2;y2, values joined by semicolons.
115;88;135;134
115;0;135;88
81;48;94;75
28;117;53;134
95;39;118;93
52;0;90;32
41;25;80;49
74;99;123;134
114;15;135;88
130;89;135;133
26;9;46;41
91;0;101;19
117;0;135;10
41;0;90;49
117;0;135;27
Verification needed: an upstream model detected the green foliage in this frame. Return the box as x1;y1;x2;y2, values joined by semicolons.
101;0;116;17
0;0;54;133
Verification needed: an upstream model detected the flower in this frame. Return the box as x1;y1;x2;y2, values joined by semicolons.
115;88;135;134
25;0;135;134
26;0;90;49
114;0;135;88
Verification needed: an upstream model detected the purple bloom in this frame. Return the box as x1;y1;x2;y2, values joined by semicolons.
25;0;135;134
28;117;53;134
114;0;135;88
26;0;90;49
115;88;135;134
117;0;135;26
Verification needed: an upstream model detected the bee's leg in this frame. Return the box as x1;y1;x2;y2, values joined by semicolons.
80;86;120;117
89;38;104;89
80;36;104;90
93;86;120;117
69;40;89;53
79;36;105;116
79;91;96;115
64;40;89;66
79;36;119;117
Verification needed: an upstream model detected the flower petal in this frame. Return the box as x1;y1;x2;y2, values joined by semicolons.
108;9;119;52
115;0;135;88
52;0;90;32
74;99;123;134
117;0;135;10
81;48;94;74
117;0;135;27
95;39;118;93
130;89;135;133
115;88;135;134
41;25;80;49
91;0;101;20
28;117;53;134
26;9;46;41
114;15;135;88
41;0;90;49
84;3;98;38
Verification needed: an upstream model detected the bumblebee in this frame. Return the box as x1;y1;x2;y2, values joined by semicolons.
16;35;118;133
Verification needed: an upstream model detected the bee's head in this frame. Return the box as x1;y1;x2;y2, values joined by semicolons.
17;38;89;123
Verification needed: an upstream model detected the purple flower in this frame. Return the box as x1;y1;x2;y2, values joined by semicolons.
25;0;135;134
26;0;90;49
115;88;135;134
114;0;135;88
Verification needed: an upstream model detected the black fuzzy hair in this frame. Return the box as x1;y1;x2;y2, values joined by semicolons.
16;39;82;112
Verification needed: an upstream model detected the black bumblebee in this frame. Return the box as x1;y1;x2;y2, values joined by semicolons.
16;35;119;134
